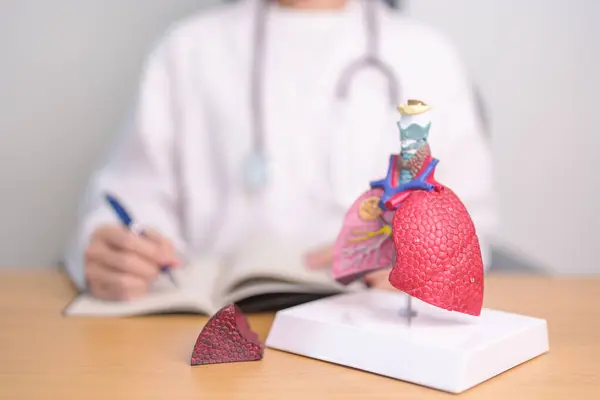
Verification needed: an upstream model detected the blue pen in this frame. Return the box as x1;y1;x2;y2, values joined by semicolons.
104;193;177;287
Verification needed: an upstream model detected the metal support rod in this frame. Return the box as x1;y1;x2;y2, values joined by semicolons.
407;295;413;326
398;294;417;324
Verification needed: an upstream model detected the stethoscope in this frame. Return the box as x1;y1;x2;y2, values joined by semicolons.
242;0;403;194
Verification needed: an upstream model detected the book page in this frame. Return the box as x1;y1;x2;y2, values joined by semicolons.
219;279;348;307
216;234;354;300
64;254;223;317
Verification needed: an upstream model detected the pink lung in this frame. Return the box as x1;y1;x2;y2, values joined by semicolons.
332;188;395;285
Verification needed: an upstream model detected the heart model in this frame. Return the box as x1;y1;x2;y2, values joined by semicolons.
332;100;484;316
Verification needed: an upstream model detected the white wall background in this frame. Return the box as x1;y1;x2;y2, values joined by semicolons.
0;0;216;267
0;0;598;273
406;0;599;274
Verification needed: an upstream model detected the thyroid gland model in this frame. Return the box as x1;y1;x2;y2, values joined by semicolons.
332;100;484;316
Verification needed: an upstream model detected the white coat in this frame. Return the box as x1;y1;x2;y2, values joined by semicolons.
64;0;498;291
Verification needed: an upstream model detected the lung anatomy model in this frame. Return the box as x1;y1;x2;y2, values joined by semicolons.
192;100;550;394
332;100;484;317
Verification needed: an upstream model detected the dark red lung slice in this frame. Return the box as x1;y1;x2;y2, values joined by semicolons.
389;185;484;316
190;304;264;365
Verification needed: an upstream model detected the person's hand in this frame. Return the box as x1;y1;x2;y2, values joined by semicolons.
361;268;395;291
84;224;181;301
304;243;334;270
303;243;395;291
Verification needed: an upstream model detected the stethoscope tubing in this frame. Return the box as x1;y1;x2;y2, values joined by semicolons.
245;0;401;194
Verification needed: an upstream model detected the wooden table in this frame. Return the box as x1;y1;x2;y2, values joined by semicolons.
0;270;598;399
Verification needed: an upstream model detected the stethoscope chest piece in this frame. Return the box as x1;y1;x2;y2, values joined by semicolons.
242;151;269;194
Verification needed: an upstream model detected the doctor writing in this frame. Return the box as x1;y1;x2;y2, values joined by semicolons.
64;0;497;301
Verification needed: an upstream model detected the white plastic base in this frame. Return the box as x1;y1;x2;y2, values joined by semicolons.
265;290;549;394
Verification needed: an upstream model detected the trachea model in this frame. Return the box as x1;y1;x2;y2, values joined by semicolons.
332;100;484;316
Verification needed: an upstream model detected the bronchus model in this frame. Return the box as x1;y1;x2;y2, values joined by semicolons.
332;100;484;316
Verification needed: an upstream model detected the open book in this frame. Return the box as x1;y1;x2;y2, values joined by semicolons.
64;237;364;317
